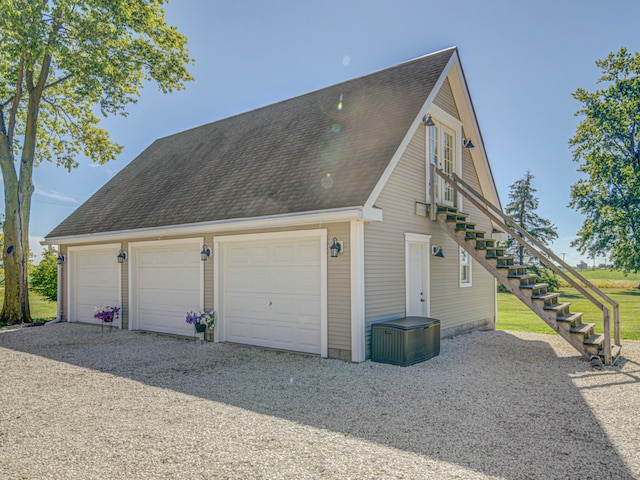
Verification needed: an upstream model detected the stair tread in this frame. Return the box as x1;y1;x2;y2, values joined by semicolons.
532;292;560;301
557;312;583;323
571;323;596;334
544;302;571;311
508;273;537;279
584;334;604;346
519;283;548;289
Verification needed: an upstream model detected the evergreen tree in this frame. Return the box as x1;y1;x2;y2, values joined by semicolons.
505;171;559;266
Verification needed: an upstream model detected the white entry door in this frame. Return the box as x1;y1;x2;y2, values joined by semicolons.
130;239;203;336
68;244;121;326
217;232;326;355
405;234;430;317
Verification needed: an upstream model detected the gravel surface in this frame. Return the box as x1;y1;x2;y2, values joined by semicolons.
1;322;639;479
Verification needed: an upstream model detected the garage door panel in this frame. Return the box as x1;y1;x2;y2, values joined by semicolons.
222;235;323;355
70;248;120;325
226;268;269;291
133;242;201;336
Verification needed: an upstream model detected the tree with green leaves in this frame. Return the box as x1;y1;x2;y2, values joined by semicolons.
569;47;640;272
0;0;193;324
30;250;57;302
505;170;559;266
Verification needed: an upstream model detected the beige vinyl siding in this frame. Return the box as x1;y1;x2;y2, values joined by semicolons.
434;79;460;120
59;223;351;355
364;126;435;356
325;222;351;351
364;115;495;357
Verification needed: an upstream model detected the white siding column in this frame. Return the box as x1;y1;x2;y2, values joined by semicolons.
56;262;63;321
350;219;365;362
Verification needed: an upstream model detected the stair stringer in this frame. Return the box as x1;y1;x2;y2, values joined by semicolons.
436;216;599;359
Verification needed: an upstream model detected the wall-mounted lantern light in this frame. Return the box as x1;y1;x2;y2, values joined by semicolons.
117;250;127;264
330;237;342;258
200;245;211;261
463;138;475;148
422;114;435;127
56;253;65;265
431;245;444;258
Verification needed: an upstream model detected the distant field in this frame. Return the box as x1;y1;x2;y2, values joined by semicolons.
564;269;640;289
497;287;640;340
0;288;57;323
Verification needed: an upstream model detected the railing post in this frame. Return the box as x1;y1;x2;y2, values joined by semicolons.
614;306;621;347
603;308;612;366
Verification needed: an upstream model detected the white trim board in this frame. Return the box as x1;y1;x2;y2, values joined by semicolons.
45;207;382;245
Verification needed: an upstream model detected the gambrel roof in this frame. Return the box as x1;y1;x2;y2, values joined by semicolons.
46;47;496;240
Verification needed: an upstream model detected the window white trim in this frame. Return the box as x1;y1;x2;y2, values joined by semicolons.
459;246;472;288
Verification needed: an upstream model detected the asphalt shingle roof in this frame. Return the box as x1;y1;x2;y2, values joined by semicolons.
46;47;455;238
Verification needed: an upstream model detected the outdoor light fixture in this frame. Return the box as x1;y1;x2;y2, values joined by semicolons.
200;245;211;261
463;138;475;148
432;245;444;258
56;253;65;265
330;237;342;258
422;114;435;127
117;250;127;264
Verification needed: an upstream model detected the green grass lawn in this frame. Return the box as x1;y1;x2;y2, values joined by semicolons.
0;288;57;323
564;269;640;289
497;287;640;340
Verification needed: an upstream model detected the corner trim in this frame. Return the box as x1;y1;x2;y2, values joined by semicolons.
350;219;366;362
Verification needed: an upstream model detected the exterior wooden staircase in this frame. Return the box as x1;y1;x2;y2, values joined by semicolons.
429;166;621;366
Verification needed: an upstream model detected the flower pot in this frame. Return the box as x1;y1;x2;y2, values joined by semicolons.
194;323;207;333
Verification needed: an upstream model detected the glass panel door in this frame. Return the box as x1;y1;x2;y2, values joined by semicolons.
442;127;455;205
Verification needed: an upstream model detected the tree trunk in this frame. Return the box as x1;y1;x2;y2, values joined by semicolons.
0;122;31;324
1;191;31;325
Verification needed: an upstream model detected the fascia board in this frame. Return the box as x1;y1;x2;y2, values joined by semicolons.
44;206;383;245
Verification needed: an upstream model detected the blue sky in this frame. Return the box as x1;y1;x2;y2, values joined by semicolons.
28;0;640;265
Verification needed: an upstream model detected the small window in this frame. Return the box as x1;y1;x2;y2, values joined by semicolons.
460;247;472;287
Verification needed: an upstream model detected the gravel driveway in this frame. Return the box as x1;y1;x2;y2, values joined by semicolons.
1;322;639;479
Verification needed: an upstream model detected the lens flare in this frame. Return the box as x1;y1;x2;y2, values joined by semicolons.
321;173;335;189
331;123;341;133
337;93;343;111
342;55;351;67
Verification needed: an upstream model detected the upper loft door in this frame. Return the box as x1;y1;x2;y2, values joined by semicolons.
426;110;462;209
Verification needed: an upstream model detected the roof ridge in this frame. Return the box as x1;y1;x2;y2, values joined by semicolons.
156;47;458;142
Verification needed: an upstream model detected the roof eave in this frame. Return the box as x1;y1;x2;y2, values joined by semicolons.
43;206;383;245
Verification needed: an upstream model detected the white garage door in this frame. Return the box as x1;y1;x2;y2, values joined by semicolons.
69;245;121;326
222;236;322;354
132;241;202;336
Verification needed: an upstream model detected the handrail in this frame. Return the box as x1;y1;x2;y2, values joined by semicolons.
430;164;620;364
